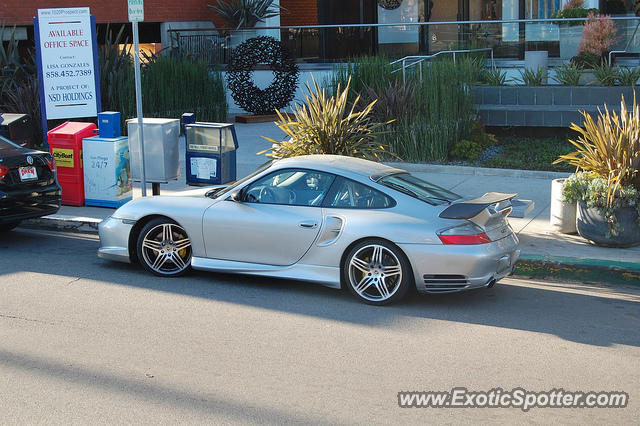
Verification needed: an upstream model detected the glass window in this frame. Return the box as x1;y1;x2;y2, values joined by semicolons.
326;177;395;209
377;173;460;205
243;169;335;206
0;135;20;150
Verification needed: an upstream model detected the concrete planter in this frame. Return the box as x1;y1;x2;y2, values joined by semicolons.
550;178;577;234
473;85;640;127
576;202;640;247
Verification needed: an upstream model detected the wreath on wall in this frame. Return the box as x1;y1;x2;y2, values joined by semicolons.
378;0;403;10
227;36;299;115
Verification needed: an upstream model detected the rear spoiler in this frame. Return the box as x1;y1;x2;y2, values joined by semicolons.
438;192;517;219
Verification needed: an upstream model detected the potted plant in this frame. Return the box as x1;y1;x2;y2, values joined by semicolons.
554;95;640;247
209;0;281;46
553;0;599;59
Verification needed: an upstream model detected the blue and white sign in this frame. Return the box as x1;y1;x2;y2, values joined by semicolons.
36;8;98;120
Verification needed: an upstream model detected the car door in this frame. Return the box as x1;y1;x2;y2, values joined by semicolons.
202;169;335;266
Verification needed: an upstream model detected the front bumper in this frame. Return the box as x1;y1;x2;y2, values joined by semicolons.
97;216;133;263
399;233;520;294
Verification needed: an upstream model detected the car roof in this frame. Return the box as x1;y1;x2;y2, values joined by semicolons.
271;155;405;180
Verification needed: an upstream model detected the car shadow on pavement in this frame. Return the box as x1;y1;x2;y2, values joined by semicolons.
2;228;639;349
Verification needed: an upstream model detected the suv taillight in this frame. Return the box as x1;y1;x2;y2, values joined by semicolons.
437;222;492;245
0;165;9;180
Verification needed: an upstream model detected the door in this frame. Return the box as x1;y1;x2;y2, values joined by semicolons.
202;169;335;266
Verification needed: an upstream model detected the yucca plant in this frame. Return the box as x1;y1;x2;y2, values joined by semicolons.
208;0;280;29
516;67;545;86
482;66;510;86
554;95;640;212
553;62;582;86
617;67;640;86
260;76;394;161
594;62;619;86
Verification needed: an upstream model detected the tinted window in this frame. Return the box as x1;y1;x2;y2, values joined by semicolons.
326;177;394;209
0;136;19;150
377;173;460;205
244;169;335;206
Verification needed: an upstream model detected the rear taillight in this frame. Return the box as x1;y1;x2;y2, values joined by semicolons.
46;155;57;174
0;165;9;180
437;222;492;245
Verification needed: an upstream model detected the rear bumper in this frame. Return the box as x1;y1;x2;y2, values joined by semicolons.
0;183;61;224
399;233;520;294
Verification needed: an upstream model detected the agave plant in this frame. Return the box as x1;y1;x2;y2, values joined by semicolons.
482;66;510;86
515;67;545;86
208;0;280;29
554;95;640;209
553;62;582;86
594;62;619;86
260;76;395;161
617;67;640;86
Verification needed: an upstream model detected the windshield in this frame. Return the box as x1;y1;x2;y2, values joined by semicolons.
377;173;461;205
208;162;271;199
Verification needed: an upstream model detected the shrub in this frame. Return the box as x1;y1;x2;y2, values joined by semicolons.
449;139;483;161
554;95;640;209
363;80;415;122
553;62;582;85
142;55;227;122
578;13;617;58
571;51;603;69
260;77;393;161
594;62;619;86
516;67;545;86
617;67;640;86
482;66;510;86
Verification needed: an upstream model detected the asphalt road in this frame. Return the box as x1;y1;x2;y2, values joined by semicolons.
0;228;638;424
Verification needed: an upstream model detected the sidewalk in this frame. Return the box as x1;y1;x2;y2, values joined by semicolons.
24;121;640;283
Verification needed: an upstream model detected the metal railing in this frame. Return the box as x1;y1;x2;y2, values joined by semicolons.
166;16;640;66
610;21;640;65
390;48;495;82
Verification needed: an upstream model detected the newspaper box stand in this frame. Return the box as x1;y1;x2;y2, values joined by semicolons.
82;136;132;208
185;122;238;186
48;122;97;206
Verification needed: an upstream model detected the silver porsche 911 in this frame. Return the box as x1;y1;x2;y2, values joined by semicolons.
98;155;520;305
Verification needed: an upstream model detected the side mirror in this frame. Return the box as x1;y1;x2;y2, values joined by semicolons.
230;189;243;202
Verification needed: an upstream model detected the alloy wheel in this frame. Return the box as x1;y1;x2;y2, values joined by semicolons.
347;244;403;302
140;222;192;276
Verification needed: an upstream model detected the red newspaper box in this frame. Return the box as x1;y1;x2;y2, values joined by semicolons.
48;122;97;206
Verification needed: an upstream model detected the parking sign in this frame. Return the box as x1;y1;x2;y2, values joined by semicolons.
128;0;144;22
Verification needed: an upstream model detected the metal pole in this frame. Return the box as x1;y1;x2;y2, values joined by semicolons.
133;21;147;197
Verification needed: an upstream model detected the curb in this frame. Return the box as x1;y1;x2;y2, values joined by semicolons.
22;214;101;234
514;254;640;285
387;162;571;180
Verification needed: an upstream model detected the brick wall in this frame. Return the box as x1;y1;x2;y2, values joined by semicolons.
280;0;318;26
4;0;219;26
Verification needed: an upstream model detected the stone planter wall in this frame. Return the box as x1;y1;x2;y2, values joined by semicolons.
473;86;640;127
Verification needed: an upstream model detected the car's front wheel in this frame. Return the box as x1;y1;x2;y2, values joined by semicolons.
136;218;192;277
343;239;412;305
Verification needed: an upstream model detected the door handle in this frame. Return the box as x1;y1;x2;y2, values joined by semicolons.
299;221;318;229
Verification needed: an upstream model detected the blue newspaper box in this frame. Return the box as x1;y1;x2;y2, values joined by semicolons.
97;111;121;138
185;122;238;186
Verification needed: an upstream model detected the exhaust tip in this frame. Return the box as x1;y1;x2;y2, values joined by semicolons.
486;279;496;288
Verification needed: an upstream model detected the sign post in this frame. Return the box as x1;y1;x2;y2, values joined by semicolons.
128;0;147;197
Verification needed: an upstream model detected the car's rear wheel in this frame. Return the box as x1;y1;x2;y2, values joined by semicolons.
343;239;412;305
0;221;20;232
136;218;192;277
